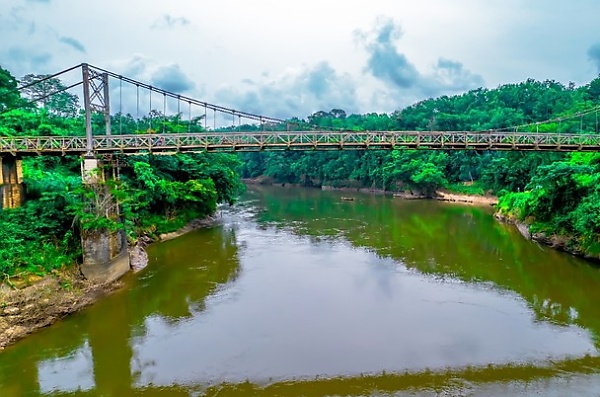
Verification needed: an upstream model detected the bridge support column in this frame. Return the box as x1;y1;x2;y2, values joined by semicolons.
0;155;25;209
80;156;130;282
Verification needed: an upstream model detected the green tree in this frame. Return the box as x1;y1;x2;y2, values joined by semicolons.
525;161;593;226
0;66;25;112
411;163;447;197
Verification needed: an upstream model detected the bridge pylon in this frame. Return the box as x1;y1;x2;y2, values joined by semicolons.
82;63;111;154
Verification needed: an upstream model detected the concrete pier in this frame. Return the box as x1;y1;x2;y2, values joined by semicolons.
0;155;24;209
80;156;130;282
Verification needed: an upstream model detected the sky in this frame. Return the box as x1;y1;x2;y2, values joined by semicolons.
1;0;600;120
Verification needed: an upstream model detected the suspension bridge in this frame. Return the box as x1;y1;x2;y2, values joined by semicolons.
1;63;600;281
1;63;599;155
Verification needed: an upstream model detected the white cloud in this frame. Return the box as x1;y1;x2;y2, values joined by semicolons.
215;62;359;119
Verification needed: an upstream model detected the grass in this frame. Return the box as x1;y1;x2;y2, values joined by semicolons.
444;182;486;196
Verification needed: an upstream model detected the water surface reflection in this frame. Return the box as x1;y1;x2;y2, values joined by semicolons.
0;186;599;396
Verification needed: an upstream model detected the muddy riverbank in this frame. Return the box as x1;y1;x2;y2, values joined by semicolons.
0;270;123;350
0;216;220;350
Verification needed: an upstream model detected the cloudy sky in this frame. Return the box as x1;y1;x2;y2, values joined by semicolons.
1;0;600;119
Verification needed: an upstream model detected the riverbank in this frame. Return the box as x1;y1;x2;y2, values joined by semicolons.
494;213;600;262
0;269;124;350
435;191;498;206
243;178;498;207
325;177;595;261
130;216;219;272
0;215;220;350
320;185;498;207
325;180;597;262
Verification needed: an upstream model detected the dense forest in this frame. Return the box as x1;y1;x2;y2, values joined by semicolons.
1;63;600;279
239;78;600;256
0;66;244;279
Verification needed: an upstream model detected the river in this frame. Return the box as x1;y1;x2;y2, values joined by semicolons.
1;186;600;396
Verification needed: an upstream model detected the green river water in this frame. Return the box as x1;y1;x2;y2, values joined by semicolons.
1;186;600;396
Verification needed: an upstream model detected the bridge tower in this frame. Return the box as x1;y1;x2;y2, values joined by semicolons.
82;63;111;153
80;64;130;281
0;155;24;209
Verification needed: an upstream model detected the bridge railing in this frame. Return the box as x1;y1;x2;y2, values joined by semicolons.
1;131;600;155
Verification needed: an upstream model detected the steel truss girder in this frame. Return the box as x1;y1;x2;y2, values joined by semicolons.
2;131;600;155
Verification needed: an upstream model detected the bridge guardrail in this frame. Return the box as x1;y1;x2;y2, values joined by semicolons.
1;131;600;155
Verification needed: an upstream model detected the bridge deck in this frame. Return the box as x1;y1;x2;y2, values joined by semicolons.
1;131;599;155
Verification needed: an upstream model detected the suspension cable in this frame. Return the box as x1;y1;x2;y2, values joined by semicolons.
136;84;140;133
149;89;152;131
188;101;192;133
87;63;285;125
20;81;83;111
496;105;600;134
15;64;83;92
119;78;123;134
163;93;166;134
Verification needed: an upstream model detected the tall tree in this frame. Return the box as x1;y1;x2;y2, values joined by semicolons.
20;74;79;117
